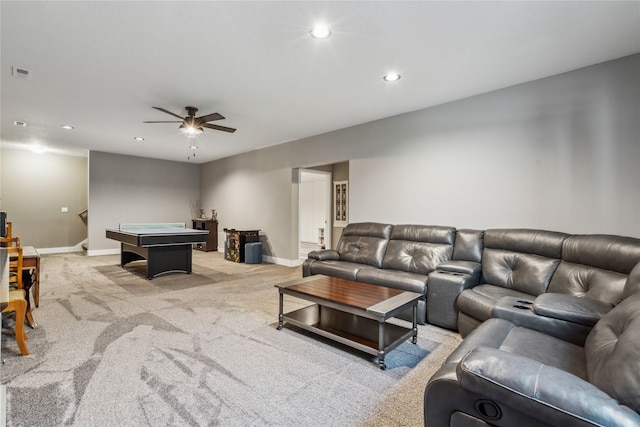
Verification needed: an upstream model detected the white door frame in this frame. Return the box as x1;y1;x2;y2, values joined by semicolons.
298;169;332;260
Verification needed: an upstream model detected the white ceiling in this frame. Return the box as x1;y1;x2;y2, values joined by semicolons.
2;1;639;164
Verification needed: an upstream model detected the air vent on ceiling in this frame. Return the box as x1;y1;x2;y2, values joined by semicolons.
12;66;32;80
13;121;27;127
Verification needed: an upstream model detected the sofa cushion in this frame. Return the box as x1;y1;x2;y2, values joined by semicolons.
380;225;454;274
546;262;627;305
585;292;640;412
381;242;452;274
481;249;560;296
389;224;455;245
446;317;587;379
356;266;427;294
561;234;640;275
484;229;568;259
337;222;393;268
457;284;534;323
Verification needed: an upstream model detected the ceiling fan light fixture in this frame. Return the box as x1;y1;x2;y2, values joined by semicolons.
179;123;203;137
383;73;401;82
310;25;331;39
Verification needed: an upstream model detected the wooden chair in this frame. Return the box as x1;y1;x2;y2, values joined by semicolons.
1;236;37;329
1;245;30;355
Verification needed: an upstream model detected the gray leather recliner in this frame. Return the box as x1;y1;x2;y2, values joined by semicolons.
424;288;640;426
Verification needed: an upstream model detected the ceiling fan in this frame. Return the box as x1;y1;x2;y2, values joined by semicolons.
144;106;236;136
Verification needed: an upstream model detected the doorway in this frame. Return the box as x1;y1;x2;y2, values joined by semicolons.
299;169;332;260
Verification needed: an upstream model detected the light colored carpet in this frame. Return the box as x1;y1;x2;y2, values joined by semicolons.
1;251;461;426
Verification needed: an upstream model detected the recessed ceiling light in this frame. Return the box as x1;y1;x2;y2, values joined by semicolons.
60;125;74;130
383;73;401;82
134;137;145;141
13;120;27;127
189;143;199;150
310;25;331;39
30;145;46;154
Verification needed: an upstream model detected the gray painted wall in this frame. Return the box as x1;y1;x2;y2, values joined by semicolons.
19;54;629;259
200;54;640;264
349;55;640;233
0;148;87;250
88;151;200;253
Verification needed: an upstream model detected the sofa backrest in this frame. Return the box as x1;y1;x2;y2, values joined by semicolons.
481;229;568;296
381;225;455;274
585;291;640;413
337;222;393;268
547;235;640;305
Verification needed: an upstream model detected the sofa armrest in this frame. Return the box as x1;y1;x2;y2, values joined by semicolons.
457;346;640;427
492;296;593;346
307;249;340;261
436;260;481;277
533;293;613;327
427;269;480;330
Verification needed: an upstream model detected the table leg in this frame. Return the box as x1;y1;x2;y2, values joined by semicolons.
378;321;386;370
277;290;284;330
22;271;38;329
412;304;418;344
34;258;40;307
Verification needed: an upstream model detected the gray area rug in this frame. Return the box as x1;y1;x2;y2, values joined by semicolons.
1;252;461;426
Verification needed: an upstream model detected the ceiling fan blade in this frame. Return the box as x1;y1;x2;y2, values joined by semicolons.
196;112;224;123
203;123;236;133
143;121;182;123
152;107;185;120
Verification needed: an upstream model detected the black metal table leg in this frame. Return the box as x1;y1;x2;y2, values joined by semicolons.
412;304;418;344
378;321;386;370
277;290;284;330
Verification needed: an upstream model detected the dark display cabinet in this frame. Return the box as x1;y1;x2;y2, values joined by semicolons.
192;219;218;252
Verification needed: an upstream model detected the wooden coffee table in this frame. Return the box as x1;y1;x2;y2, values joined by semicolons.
276;275;421;369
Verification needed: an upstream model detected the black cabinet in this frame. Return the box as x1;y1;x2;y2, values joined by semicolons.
192;219;218;252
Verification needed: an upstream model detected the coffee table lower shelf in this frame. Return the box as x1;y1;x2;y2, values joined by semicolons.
281;304;416;368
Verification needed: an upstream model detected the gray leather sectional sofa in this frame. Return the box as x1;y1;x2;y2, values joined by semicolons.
302;222;640;426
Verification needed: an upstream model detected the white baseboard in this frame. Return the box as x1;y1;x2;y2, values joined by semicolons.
86;248;120;257
264;255;301;267
34;238;88;255
35;246;83;255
